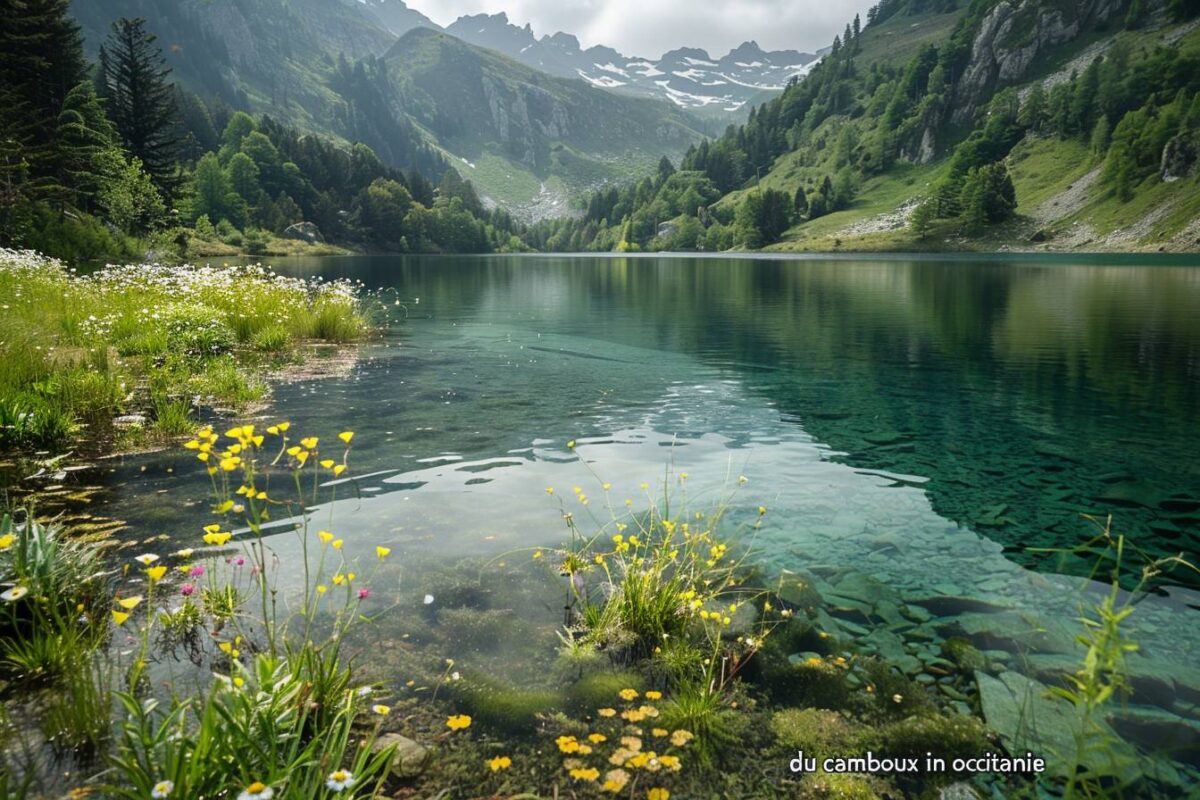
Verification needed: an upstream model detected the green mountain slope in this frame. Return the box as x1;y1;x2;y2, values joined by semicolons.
70;2;704;222
534;0;1200;253
381;28;705;220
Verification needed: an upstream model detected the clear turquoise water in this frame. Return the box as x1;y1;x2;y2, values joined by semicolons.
89;254;1200;786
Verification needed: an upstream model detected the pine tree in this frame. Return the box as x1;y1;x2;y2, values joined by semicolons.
101;18;183;200
657;155;676;184
52;82;121;211
1019;83;1046;132
793;186;809;217
909;200;935;239
1089;115;1111;159
0;0;88;203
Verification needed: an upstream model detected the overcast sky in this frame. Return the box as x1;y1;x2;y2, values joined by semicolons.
402;0;875;59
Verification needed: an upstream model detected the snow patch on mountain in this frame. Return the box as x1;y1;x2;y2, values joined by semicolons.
441;11;818;114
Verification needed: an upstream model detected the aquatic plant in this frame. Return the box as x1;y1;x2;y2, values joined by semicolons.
1034;516;1200;799
544;457;779;692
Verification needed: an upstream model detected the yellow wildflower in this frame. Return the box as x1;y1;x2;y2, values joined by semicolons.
112;610;130;625
146;566;167;581
597;707;617;717
569;767;600;782
669;730;694;747
338;431;354;443
645;690;662;700
446;714;472;730
116;595;143;610
487;756;511;772
618;688;639;701
602;769;630;792
648;788;670;800
375;546;391;559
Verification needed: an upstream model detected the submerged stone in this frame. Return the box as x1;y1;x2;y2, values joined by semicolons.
937;611;1076;654
373;733;429;777
976;671;1135;778
1108;707;1200;768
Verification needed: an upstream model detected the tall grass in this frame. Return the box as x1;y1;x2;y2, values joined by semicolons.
0;249;371;451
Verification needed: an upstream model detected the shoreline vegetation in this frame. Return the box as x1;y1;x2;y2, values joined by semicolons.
0;431;1193;799
0;249;374;457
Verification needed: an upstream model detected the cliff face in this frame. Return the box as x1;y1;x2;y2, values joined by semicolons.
953;0;1123;122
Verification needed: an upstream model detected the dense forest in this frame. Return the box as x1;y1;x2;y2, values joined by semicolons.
0;0;525;262
526;0;1200;252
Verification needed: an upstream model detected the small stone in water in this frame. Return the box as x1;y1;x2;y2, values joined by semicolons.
423;594;434;605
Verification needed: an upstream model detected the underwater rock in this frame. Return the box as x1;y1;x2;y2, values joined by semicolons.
1091;479;1167;509
1107;707;1200;768
941;637;987;673
373;733;429;777
977;671;1134;777
937;612;1076;654
778;570;824;618
908;595;1012;616
1021;652;1200;709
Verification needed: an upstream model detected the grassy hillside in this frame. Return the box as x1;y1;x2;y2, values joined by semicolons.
767;18;1200;254
383;29;705;220
536;0;1200;254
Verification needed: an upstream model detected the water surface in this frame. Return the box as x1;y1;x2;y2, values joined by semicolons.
87;254;1200;785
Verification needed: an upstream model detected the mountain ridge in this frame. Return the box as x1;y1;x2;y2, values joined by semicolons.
381;26;704;219
441;9;821;113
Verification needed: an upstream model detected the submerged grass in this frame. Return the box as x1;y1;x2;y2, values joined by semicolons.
0;249;373;452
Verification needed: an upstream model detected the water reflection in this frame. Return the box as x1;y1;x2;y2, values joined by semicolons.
258;254;1200;587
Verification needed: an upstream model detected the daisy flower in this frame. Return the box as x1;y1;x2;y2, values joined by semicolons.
325;770;355;792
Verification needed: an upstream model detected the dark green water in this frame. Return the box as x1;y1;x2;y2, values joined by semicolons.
86;254;1200;787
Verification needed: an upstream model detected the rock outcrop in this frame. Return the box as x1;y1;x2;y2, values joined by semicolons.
1161;133;1199;182
282;221;324;243
953;0;1123;123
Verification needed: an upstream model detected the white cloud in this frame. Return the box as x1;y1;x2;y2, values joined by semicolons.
404;0;874;58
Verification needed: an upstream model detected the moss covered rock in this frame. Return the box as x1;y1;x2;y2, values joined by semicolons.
797;772;889;799
448;673;562;733
875;713;991;767
941;636;987;673
769;708;868;756
564;670;646;714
